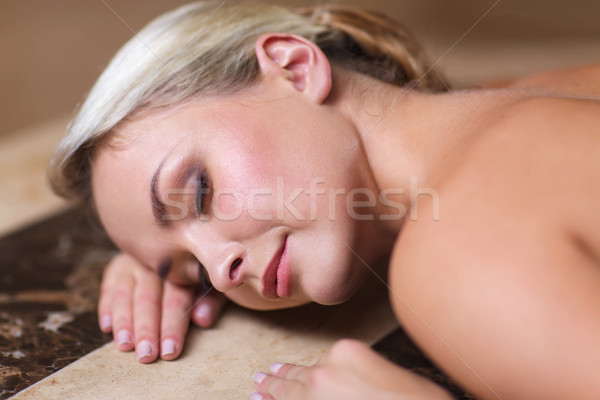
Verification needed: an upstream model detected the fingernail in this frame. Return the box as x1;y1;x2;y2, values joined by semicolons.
195;303;211;323
270;362;284;373
117;329;131;346
100;315;112;331
161;339;176;357
250;393;263;400
137;340;153;360
254;372;267;384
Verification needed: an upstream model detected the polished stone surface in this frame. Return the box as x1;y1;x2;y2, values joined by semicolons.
373;327;472;399
1;208;469;399
0;208;115;399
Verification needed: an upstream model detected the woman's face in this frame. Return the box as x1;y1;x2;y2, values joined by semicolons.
92;79;384;310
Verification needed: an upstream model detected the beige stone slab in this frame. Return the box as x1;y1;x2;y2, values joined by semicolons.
14;274;398;400
0;116;69;236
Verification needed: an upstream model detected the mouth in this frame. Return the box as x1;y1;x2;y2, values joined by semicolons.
261;236;290;299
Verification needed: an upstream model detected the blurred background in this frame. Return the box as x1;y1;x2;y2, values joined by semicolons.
1;0;599;234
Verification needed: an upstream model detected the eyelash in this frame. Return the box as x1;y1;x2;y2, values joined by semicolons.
195;171;210;216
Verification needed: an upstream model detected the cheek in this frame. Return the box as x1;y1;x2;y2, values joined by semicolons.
210;189;245;221
213;115;360;224
211;144;287;218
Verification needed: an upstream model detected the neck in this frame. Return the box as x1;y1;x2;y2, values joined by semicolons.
333;71;532;236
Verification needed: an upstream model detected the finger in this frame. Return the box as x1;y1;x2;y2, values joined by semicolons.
98;256;120;333
270;363;309;382
190;288;228;328
109;258;136;352
133;267;163;363
251;393;274;400
255;372;304;400
159;281;194;361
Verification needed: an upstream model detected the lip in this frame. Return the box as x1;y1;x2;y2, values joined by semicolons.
261;236;290;299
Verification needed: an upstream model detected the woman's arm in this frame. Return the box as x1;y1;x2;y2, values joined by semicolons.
391;215;600;399
253;339;453;400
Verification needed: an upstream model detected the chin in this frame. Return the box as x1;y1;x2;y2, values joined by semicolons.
309;287;359;306
300;244;369;306
306;271;366;306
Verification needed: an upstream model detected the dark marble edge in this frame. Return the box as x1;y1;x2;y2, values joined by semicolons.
0;207;115;399
372;327;474;399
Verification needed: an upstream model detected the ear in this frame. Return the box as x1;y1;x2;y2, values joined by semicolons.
255;33;332;104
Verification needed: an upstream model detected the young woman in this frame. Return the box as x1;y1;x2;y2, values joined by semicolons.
48;2;600;399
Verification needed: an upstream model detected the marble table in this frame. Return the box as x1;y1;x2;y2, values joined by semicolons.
0;207;471;399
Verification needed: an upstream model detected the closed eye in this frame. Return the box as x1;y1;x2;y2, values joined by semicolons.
195;171;210;216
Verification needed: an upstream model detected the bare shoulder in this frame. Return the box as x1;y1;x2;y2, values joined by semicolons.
388;97;600;399
479;97;600;246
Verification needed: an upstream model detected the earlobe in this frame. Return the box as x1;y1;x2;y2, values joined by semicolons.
255;33;332;104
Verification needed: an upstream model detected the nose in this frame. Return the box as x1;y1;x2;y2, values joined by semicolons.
197;243;247;293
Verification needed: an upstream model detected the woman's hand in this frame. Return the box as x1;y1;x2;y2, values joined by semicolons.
97;252;227;363
252;339;453;400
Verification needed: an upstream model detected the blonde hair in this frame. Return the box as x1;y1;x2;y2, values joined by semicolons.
48;1;448;203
